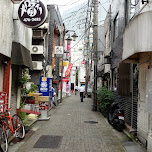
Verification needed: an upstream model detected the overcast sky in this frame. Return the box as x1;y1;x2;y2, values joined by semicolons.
43;0;111;22
46;0;88;13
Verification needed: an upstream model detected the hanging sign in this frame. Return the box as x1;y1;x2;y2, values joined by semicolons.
18;0;47;28
55;46;63;55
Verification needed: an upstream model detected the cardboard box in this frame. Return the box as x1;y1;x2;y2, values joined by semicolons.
29;93;42;103
38;96;49;102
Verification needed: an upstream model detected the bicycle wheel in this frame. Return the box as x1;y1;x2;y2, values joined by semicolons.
12;114;25;140
0;124;8;152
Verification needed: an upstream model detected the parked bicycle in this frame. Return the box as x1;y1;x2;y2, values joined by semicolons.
0;106;25;152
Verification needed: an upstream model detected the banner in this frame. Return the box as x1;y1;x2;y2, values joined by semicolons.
65;63;73;77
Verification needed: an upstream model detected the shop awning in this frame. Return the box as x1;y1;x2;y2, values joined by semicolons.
11;42;33;69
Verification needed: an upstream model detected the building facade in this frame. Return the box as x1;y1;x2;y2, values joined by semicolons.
101;0;152;151
123;0;152;150
0;0;33;115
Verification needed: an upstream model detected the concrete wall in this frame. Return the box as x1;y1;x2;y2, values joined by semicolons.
110;0;126;69
137;53;152;146
98;25;105;52
13;20;32;50
0;0;14;57
123;11;152;61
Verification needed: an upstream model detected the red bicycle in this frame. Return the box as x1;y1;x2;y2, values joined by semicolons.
0;106;25;152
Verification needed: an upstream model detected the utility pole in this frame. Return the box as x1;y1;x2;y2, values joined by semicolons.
93;0;98;111
60;24;65;103
85;0;89;96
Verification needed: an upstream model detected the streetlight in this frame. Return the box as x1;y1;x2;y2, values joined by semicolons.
65;30;78;41
65;34;72;41
71;32;78;41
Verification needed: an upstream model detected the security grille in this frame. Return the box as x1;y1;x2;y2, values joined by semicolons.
121;78;138;130
118;63;138;130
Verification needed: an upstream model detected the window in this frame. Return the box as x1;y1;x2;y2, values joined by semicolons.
113;13;119;41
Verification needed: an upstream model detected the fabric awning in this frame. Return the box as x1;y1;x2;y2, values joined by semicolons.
11;42;33;69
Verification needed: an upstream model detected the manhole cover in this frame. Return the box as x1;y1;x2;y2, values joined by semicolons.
34;135;63;149
84;121;98;124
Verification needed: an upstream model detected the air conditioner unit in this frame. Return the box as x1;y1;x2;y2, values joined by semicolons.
31;45;44;54
32;61;43;70
33;30;43;38
104;64;111;74
104;58;111;64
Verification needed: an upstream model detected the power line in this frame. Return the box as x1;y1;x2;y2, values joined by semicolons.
99;1;108;13
58;0;81;7
62;3;88;21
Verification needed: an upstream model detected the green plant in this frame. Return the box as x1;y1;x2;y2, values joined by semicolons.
28;84;38;92
17;69;29;88
97;87;114;117
20;112;26;120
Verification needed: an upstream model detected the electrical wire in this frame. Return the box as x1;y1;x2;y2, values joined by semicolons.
58;0;81;7
69;27;89;50
98;39;106;48
62;3;88;21
99;1;108;13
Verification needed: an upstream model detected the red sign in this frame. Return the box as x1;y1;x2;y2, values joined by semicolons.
82;61;85;64
62;78;69;82
65;63;73;77
0;92;7;113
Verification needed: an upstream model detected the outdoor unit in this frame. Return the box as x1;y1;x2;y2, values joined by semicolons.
33;30;43;38
32;61;43;70
31;45;44;55
104;64;111;74
104;58;111;64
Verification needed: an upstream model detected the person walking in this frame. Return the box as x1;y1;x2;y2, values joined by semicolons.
79;85;85;102
75;85;78;95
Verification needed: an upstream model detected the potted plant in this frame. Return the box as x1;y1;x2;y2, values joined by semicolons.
97;87;114;117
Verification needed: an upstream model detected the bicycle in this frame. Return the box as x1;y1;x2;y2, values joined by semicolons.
0;106;25;152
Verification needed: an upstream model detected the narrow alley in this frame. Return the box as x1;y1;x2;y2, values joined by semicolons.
9;95;130;152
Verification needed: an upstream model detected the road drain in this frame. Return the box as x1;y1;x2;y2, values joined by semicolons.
34;135;63;148
84;121;98;124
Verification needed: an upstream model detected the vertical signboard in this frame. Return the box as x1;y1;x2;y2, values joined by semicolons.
39;77;51;96
66;85;70;94
67;41;71;57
